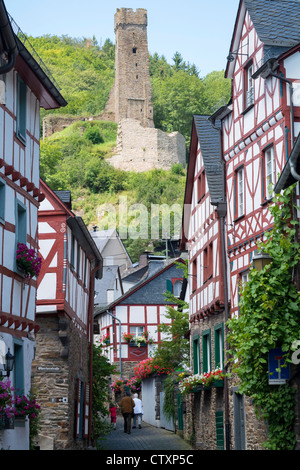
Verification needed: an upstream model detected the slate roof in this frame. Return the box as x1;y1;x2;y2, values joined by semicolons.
193;115;225;205
244;0;300;48
94;265;121;307
244;0;300;63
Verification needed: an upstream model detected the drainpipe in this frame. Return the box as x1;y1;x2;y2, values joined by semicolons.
0;3;18;74
88;263;101;447
219;206;231;451
210;116;231;450
106;309;122;379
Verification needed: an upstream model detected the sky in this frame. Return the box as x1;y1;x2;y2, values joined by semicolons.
5;0;240;77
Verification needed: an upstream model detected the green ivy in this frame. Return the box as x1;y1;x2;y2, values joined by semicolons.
227;184;300;450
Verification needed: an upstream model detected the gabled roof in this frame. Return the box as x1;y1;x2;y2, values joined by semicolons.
180;115;225;249
0;0;66;109
39;179;103;279
94;258;185;317
226;0;300;78
244;0;300;48
194;115;225;206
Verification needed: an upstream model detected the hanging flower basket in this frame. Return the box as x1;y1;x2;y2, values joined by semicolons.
16;243;42;279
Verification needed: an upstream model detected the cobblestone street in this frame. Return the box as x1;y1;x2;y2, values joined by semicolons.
100;417;193;451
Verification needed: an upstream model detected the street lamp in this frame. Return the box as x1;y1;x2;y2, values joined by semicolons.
252;250;273;272
3;348;14;378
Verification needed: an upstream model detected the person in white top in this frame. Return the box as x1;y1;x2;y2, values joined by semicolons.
132;393;143;429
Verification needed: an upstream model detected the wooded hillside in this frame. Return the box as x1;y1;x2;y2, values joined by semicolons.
30;35;231;261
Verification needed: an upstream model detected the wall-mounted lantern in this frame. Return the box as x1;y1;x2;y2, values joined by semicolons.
252;250;273;272
1;348;15;378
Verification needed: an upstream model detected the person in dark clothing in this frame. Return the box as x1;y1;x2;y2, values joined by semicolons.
119;391;135;434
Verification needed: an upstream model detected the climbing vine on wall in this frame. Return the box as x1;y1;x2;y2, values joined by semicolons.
227;184;300;450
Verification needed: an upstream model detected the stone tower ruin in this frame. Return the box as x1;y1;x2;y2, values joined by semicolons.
106;7;186;172
114;8;154;128
42;8;186;172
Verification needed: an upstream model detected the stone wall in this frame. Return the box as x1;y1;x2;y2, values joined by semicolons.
32;315;90;450
109;118;186;171
184;312;269;450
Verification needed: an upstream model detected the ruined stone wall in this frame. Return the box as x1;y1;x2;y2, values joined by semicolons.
32;315;90;450
109;118;186;171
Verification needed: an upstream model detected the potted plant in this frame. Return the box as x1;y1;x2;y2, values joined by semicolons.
16;243;42;279
134;335;147;347
122;332;135;343
110;379;125;393
102;333;110;346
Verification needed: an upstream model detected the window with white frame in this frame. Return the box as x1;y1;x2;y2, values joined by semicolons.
173;280;183;297
16;199;27;245
245;62;254;109
130;326;144;339
236;167;244;218
265;146;275;200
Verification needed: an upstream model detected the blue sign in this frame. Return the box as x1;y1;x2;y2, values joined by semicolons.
268;348;290;385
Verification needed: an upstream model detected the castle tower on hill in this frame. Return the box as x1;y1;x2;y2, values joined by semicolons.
113;8;154;128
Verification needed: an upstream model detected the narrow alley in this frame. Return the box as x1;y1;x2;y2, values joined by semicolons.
100;417;193;451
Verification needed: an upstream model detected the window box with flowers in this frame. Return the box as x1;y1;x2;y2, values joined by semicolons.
16;243;42;280
178;368;224;395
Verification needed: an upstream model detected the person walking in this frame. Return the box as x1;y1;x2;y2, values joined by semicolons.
109;402;118;430
119;391;135;434
132;393;143;429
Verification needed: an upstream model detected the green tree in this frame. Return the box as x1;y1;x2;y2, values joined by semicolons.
151;261;190;370
227;184;300;450
91;344;116;448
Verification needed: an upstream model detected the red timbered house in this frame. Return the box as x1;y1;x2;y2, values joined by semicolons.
94;259;185;378
0;1;66;450
32;180;102;450
181;0;300;450
180;115;229;450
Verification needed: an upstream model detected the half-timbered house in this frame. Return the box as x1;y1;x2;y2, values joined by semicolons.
32;180;102;450
0;1;66;450
181;0;300;450
94;259;185;379
180;115;230;450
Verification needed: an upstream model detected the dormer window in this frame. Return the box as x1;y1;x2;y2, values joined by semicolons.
244;62;254;110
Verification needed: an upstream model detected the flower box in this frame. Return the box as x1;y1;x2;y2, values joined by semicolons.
0;413;14;430
129;342;147;347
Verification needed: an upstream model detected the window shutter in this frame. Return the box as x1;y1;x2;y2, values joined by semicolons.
166;279;173;293
75;379;81;438
193;336;199;374
216;411;224;450
84;383;90;438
